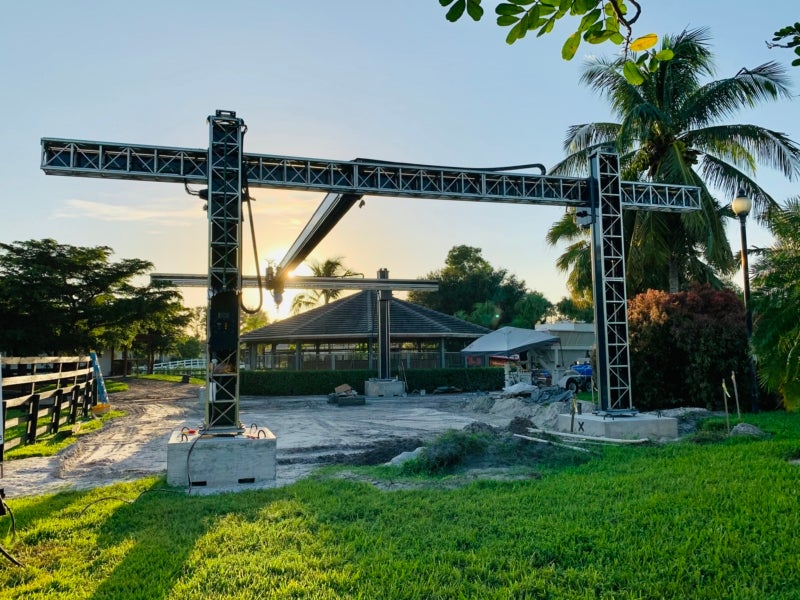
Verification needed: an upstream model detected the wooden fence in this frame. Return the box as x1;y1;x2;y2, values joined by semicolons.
1;356;98;472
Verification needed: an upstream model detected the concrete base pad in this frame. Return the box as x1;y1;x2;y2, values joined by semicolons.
364;379;405;397
557;412;678;440
167;429;277;494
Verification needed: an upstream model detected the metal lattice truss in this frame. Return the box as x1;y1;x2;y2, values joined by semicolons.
41;139;700;211
151;273;437;291
41;111;703;419
205;113;244;431
590;152;633;413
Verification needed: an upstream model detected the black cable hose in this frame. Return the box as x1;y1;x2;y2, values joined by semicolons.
355;157;547;175
239;185;264;315
0;497;22;567
1;543;22;568
238;123;264;315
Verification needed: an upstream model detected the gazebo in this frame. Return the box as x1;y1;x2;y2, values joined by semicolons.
240;290;489;371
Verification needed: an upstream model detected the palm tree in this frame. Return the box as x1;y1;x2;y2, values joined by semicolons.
548;27;800;298
751;197;800;410
545;208;594;305
290;256;362;314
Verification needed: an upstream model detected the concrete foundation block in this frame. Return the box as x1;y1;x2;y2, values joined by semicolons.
364;379;405;397
167;429;277;494
556;412;678;440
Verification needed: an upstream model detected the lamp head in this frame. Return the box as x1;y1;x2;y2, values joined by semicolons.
731;188;752;217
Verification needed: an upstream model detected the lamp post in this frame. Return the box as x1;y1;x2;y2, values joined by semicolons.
731;188;760;412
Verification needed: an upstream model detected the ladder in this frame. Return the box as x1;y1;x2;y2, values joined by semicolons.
90;351;109;405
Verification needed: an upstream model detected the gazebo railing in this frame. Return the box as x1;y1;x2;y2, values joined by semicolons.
250;351;467;371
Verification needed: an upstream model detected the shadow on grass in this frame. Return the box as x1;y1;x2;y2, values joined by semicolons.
85;481;269;599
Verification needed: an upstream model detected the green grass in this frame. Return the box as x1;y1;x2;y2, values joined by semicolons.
104;380;128;394
133;373;205;385
3;410;126;460
2;412;799;599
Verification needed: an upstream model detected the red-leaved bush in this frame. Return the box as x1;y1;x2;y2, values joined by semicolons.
627;285;753;411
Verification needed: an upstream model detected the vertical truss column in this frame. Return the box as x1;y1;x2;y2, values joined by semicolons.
206;110;245;431
589;151;634;413
377;268;391;379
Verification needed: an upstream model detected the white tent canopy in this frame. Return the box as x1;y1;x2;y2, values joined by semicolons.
460;326;558;356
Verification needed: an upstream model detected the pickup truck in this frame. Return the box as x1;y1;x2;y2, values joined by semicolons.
557;362;593;392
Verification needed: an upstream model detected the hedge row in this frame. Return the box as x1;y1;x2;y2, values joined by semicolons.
239;368;504;396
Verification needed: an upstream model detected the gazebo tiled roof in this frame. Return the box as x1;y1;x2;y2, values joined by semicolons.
241;290;489;344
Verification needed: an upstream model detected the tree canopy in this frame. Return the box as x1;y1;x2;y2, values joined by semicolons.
409;245;529;328
548;28;800;300
0;239;189;358
768;22;800;67
290;257;362;315
437;0;672;83
751;198;800;410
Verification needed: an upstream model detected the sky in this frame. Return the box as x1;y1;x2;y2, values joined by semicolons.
1;1;797;320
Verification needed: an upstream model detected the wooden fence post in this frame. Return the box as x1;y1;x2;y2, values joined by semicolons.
68;385;79;425
1;359;4;468
1;398;5;468
26;393;41;444
50;388;64;434
81;383;91;417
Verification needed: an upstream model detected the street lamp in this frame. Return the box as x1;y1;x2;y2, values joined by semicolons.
731;188;760;412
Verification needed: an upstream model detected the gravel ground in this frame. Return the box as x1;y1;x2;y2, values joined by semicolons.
1;379;511;498
2;379;718;498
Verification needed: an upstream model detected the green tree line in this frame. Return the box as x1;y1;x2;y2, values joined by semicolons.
0;239;191;372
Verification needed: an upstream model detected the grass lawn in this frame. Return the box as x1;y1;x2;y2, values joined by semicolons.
133;373;206;386
1;412;799;599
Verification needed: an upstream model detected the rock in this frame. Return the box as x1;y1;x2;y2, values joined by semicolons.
507;416;535;435
463;421;501;435
729;422;768;438
386;447;424;466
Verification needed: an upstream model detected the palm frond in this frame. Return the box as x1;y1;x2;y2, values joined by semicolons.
766;196;800;239
545;210;586;246
550;145;603;176
562;122;621;154
554;240;590;274
649;141;700;184
682;62;794;129
580;57;646;117
682;126;757;175
617;103;670;153
652;28;715;113
697;154;781;220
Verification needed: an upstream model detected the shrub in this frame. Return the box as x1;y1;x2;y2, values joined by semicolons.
239;367;503;396
628;285;753;411
401;430;490;474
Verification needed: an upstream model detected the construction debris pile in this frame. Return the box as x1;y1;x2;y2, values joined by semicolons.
496;382;575;403
327;383;366;406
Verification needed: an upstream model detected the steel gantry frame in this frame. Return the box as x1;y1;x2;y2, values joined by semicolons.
41;109;702;416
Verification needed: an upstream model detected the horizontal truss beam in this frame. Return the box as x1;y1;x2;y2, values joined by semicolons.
41;138;700;211
151;274;438;291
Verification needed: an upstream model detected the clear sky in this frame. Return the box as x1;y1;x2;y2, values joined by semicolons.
1;1;797;319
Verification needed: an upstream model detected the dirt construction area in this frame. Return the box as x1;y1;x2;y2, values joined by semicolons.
3;378;583;498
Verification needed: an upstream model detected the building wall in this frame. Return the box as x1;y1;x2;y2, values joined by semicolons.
535;322;595;370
